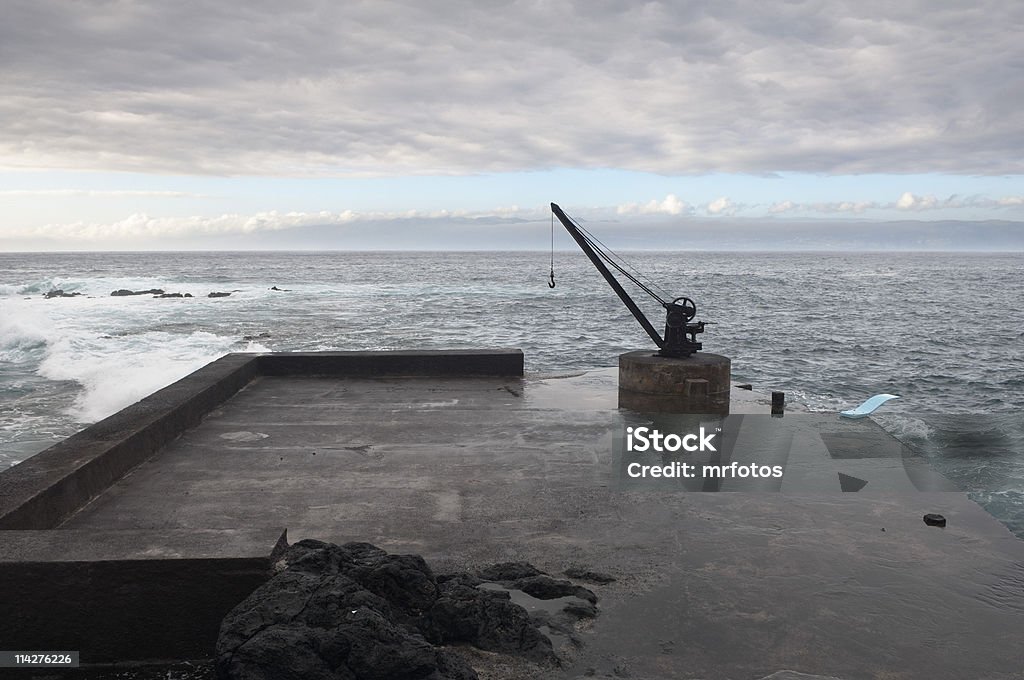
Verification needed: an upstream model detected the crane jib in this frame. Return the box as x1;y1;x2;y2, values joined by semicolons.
549;202;705;358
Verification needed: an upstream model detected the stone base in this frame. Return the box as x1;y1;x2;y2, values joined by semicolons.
618;351;731;414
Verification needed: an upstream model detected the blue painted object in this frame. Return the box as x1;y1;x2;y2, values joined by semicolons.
840;394;900;419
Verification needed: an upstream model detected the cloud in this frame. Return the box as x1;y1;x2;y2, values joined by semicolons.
3;206;548;242
768;193;1024;215
896;191;938;210
706;197;737;215
617;194;690;216
15;189;1022;244
0;189;201;198
1;1;1022;177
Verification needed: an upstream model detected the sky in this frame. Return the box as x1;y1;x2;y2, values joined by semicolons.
1;0;1022;251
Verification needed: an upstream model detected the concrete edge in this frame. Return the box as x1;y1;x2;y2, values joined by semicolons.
0;528;288;662
0;354;260;529
257;348;525;377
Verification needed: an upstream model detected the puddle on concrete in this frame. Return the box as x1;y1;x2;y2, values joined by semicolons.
218;431;269;442
478;582;589;654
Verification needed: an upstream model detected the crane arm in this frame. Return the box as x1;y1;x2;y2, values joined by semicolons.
550;203;665;347
550;202;704;358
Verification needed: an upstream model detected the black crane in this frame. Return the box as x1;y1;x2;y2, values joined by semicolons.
550;202;705;358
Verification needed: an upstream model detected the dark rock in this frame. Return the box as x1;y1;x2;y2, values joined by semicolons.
217;552;472;680
477;561;545;581
345;551;438;618
420;575;554;662
217;541;593;679
185;293;194;297
155;292;185;298
44;289;82;298
737;383;753;390
562;601;599;619
434;649;478;680
111;288;164;296
208;291;231;298
437;572;481;587
923;513;947;527
244;332;272;341
564;567;616;584
511;576;598;604
270;286;292;291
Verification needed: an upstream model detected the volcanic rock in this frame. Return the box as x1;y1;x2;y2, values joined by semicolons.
510;575;598;604
111;288;164;296
419;573;554;662
217;540;601;679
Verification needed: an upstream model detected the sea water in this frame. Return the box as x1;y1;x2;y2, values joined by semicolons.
1;251;1022;536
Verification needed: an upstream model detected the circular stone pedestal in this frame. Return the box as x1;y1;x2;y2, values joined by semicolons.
618;351;731;414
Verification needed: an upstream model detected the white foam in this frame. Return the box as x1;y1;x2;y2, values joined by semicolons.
0;302;56;363
38;331;270;423
873;413;934;443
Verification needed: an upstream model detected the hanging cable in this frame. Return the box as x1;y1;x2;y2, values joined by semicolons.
574;217;670;298
563;212;669;305
567;212;672;303
548;212;556;288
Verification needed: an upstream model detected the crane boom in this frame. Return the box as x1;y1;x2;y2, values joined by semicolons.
550;202;705;358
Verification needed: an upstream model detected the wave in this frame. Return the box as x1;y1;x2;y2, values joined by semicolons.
0;302;56;363
1;299;270;425
38;330;270;423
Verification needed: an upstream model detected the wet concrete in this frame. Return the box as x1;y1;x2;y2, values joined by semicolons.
53;367;1024;679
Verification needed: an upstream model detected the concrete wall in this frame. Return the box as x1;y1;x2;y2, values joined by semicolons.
0;349;523;665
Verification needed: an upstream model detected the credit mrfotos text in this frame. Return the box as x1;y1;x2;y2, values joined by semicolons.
623;426;783;480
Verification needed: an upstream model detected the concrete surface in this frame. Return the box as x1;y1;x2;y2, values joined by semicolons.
0;350;522;530
51;366;1024;679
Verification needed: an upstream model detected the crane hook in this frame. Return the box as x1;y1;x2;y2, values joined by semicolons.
548;270;556;288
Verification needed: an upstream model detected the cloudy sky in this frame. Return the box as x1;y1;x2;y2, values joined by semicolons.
1;0;1022;250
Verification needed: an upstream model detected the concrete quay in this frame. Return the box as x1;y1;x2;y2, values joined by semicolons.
1;349;1022;679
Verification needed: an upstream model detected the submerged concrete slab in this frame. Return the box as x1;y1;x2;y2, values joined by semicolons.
2;351;1022;678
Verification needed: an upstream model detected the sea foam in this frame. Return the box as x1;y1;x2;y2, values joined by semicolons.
0;302;56;364
38;330;269;423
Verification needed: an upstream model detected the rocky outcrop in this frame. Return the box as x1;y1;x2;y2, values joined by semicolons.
111;288;165;296
208;292;231;298
563;567;616;585
44;289;82;298
216;541;604;680
418;573;553;661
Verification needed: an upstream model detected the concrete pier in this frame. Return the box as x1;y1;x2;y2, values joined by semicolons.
1;350;1023;679
618;350;731;413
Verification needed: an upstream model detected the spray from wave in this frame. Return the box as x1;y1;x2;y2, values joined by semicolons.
0;303;56;364
38;330;269;422
1;297;269;436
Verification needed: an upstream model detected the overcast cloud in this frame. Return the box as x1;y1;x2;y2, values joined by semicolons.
2;0;1022;177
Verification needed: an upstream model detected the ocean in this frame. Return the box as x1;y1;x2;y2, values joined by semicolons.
2;250;1023;537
